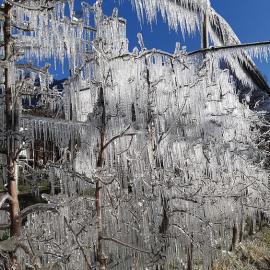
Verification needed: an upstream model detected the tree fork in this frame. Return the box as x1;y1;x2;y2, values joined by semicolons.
4;3;21;236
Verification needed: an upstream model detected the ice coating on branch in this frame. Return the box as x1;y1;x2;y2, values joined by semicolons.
2;1;270;269
68;0;74;17
130;0;209;34
130;0;270;91
94;9;129;57
206;10;270;89
11;1;93;71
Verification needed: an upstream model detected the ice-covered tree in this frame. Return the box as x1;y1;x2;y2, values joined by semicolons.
0;0;270;269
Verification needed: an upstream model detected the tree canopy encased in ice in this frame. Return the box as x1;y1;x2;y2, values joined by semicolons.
0;0;270;269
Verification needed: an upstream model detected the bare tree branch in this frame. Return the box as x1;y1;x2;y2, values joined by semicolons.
102;125;137;152
101;236;152;255
64;217;93;270
5;0;55;11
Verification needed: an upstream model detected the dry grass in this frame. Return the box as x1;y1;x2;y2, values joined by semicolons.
213;226;270;270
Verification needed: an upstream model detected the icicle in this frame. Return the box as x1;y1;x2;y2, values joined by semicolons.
112;7;118;18
68;0;75;18
174;42;182;55
137;32;145;51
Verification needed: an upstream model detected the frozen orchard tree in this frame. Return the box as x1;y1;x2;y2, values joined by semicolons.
0;0;270;270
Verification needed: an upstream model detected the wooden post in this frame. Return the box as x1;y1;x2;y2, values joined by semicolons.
4;3;21;236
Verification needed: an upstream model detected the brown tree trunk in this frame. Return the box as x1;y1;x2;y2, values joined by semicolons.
187;239;193;270
239;218;244;243
4;3;21;236
95;87;106;269
247;216;254;236
230;223;238;251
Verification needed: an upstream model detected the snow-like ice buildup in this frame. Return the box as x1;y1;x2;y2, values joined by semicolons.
1;1;270;269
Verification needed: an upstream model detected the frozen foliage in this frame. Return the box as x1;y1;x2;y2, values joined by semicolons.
10;0;93;72
0;1;270;270
23;57;270;268
132;0;270;90
130;0;210;34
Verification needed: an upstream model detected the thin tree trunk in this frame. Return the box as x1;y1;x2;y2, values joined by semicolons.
239;218;244;242
95;176;105;270
96;87;106;270
247;216;254;236
187;237;193;270
230;223;238;251
4;3;21;237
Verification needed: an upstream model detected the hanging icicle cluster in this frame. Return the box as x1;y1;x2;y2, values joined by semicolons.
131;0;270;91
10;0;93;72
130;0;209;34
